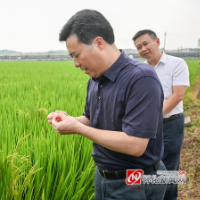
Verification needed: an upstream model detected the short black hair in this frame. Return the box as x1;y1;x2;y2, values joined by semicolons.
132;29;157;42
59;9;115;45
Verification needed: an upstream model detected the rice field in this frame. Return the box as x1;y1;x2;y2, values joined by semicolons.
185;60;200;90
0;61;94;200
184;60;200;105
0;60;199;200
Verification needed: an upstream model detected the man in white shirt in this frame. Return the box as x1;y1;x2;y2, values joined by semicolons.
132;29;190;200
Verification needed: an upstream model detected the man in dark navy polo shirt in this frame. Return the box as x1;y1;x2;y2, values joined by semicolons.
48;9;166;200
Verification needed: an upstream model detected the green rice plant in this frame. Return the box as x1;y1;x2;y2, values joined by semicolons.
0;133;42;200
0;61;95;199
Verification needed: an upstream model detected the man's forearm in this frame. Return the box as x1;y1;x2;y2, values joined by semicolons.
163;86;187;116
74;123;149;157
75;116;91;126
163;94;183;116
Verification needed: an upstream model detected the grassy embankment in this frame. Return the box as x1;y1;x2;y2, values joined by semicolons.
178;60;200;200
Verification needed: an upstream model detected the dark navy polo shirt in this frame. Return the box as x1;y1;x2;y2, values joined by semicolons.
83;50;164;170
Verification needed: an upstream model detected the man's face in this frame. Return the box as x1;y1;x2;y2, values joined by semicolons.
66;34;101;78
134;34;160;60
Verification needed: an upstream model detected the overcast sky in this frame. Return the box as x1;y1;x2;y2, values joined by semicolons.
0;0;200;52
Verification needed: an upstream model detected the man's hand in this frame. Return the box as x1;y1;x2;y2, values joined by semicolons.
47;110;69;125
47;111;91;134
51;112;79;135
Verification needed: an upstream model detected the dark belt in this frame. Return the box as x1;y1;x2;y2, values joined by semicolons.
97;160;162;179
163;113;183;123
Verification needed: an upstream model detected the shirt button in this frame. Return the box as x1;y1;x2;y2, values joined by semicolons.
100;85;103;88
98;96;101;99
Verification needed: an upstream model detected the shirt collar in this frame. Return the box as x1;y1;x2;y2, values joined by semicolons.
146;51;166;68
159;52;167;64
153;52;167;69
102;49;128;82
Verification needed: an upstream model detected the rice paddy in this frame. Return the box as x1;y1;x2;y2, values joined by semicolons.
0;60;199;200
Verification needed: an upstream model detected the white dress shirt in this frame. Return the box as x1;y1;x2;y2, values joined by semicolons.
147;52;190;118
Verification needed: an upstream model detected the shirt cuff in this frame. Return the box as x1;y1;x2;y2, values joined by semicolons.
173;82;190;87
83;112;90;120
122;127;156;139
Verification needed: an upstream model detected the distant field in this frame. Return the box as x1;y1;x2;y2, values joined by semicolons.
0;60;199;200
184;60;200;106
185;60;200;89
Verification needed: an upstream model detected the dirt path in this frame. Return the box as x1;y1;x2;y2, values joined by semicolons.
178;76;200;200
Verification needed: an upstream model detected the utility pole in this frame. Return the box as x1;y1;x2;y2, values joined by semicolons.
197;38;200;59
163;32;167;52
181;46;182;58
